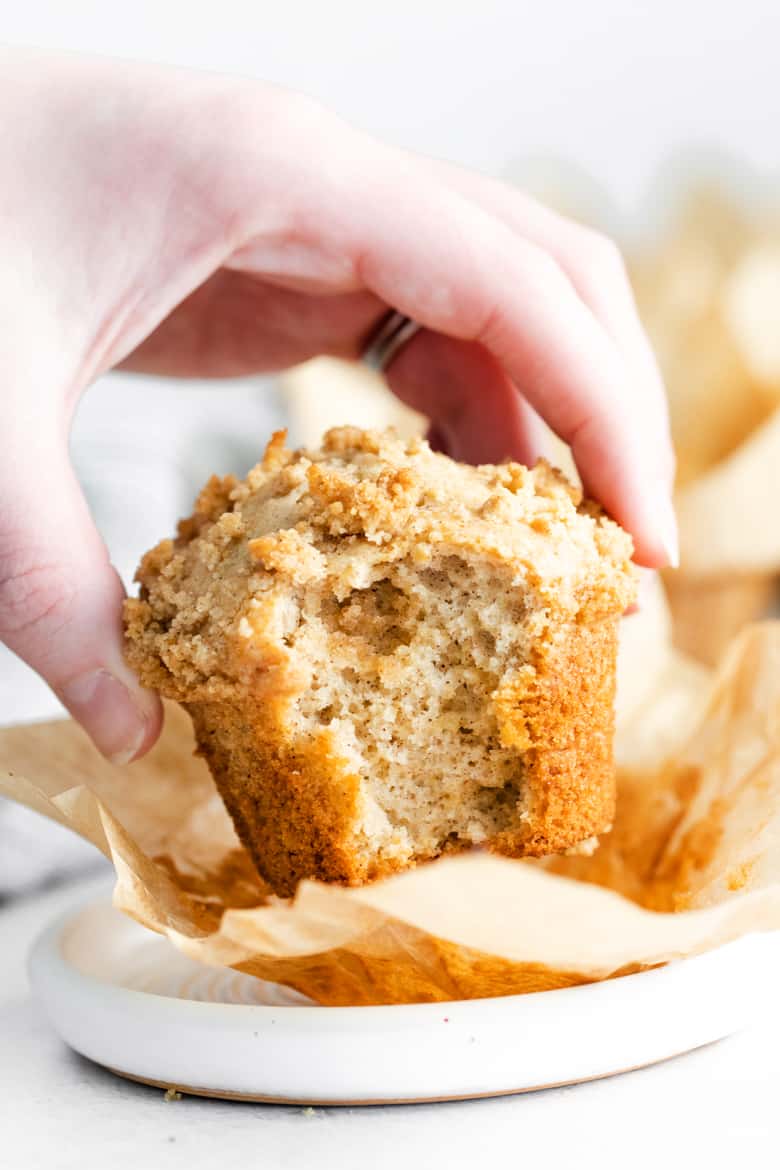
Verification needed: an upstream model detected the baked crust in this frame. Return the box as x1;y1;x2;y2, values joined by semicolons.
125;427;636;896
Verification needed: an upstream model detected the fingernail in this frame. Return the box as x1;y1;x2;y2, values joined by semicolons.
59;669;148;764
659;494;680;569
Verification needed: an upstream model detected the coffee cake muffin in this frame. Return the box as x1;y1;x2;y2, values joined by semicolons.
125;427;636;896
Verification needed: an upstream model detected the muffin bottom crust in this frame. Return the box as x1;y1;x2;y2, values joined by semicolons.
186;618;617;897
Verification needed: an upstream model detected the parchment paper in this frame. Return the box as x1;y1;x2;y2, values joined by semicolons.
1;608;778;1005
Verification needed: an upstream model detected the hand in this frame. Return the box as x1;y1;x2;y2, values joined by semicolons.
0;48;676;763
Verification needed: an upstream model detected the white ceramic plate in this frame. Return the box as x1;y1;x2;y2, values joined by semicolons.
28;898;776;1105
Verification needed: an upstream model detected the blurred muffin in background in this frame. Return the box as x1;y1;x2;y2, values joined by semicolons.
282;356;425;449
630;187;780;486
631;187;780;664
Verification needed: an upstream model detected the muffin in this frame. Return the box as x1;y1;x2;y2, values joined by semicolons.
124;427;636;896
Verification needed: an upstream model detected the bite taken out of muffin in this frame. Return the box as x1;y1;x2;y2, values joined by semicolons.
124;427;637;896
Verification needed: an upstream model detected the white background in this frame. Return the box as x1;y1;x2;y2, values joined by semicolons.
2;4;780;1163
4;0;780;218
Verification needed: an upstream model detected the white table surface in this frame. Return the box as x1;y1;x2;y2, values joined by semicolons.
0;870;777;1170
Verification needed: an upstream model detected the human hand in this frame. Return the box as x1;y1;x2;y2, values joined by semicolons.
0;48;676;762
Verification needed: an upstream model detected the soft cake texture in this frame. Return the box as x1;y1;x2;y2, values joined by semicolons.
124;427;637;896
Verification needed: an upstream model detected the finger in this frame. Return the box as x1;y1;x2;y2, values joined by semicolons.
386;331;543;468
416;157;675;484
130;96;675;565
426;421;451;456
319;147;677;566
121;270;384;377
0;439;162;762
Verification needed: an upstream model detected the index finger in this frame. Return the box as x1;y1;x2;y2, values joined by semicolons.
327;148;677;566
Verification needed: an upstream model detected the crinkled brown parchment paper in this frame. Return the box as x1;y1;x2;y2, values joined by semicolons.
1;599;779;1004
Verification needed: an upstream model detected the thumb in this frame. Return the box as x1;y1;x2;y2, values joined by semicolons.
0;439;162;762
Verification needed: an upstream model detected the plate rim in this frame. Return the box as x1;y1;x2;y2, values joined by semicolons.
28;894;766;1022
27;895;772;1104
